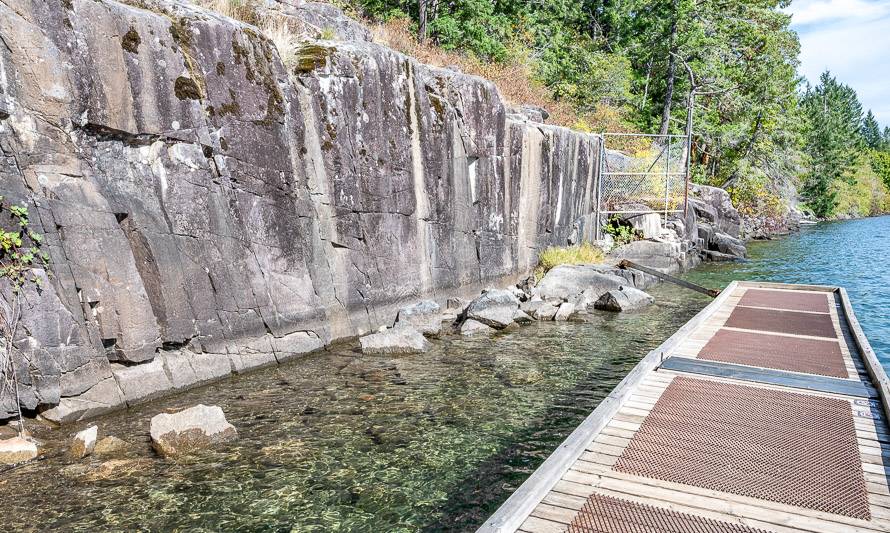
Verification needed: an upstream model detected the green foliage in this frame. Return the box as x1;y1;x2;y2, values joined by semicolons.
862;111;883;149
0;196;49;292
535;242;604;280
831;157;890;217
343;0;889;220
871;150;890;189
799;71;865;218
603;216;642;246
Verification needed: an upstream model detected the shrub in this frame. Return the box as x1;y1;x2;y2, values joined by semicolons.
603;216;641;246
535;242;604;280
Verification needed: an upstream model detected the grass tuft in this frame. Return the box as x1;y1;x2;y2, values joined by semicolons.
535;242;604;280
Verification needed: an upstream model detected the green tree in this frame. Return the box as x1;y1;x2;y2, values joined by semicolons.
862;110;882;149
799;71;865;217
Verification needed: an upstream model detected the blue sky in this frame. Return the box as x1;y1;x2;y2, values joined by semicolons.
784;0;890;127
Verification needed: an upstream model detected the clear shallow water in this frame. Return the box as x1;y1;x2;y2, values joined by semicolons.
5;217;886;532
683;216;890;368
0;284;709;532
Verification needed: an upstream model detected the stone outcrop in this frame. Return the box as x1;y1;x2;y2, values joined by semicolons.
0;0;607;421
688;184;747;259
395;300;442;337
149;404;237;457
536;265;626;301
359;326;430;354
594;287;655;312
460;319;495;336
464;290;522;329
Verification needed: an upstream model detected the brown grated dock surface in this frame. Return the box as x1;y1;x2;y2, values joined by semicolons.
566;492;771;533
613;376;870;520
724;306;837;338
738;289;830;313
697;328;848;378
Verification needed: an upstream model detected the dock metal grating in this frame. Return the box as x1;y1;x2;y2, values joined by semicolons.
614;376;870;519
566;492;771;533
738;288;830;313
724;306;837;338
698;328;848;378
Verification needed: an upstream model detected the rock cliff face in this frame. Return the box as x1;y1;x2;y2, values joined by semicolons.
0;0;603;421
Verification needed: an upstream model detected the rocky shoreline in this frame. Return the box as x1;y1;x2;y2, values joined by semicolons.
0;0;747;431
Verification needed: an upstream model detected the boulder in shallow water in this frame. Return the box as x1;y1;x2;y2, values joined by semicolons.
711;232;747;258
395;300;442;336
150;404;238;457
594;286;655;312
0;436;38;464
460;319;495;336
532;302;559;321
554;302;577;321
536;265;625;301
69;425;98;459
465;290;520;329
513;309;534;324
360;326;431;355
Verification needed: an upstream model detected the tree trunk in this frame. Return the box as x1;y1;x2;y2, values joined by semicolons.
418;0;428;43
658;0;679;136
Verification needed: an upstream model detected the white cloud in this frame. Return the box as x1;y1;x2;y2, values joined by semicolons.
788;0;890;126
786;0;889;26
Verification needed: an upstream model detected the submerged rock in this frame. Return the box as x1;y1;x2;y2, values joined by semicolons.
360;327;431;355
460;319;495;336
395;300;442;337
0;436;38;464
94;436;131;457
69;425;98;459
594;286;655;312
150;405;238;458
465;290;521;329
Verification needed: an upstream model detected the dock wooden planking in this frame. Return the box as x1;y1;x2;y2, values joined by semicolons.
479;281;890;533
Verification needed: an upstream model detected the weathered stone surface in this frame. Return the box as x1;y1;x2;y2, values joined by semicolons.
617;206;662;239
0;436;38;464
150;405;237;457
111;359;173;406
0;0;698;421
40;378;126;424
94;436;132;457
513;309;534;324
536;265;626;301
554;302;576;321
395;300;442;336
608;240;686;273
360;327;430;355
532;302;559;321
465;290;521;329
594;286;655;312
703;249;744;262
568;288;601;310
711;232;747;258
460;319;495;336
69;425;98;459
690;185;742;238
162;351;230;391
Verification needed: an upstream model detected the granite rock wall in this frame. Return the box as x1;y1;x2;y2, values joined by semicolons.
0;0;603;422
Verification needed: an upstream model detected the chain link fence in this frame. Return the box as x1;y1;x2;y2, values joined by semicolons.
595;133;690;237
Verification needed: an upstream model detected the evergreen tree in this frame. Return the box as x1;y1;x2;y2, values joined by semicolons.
800;72;865;217
862;110;882;149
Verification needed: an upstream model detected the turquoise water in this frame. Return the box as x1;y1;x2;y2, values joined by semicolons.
684;216;890;368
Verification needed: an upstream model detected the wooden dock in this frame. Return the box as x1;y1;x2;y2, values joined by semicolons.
479;281;890;533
